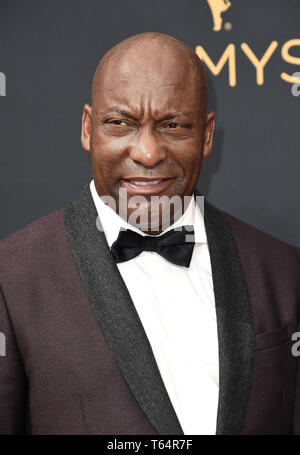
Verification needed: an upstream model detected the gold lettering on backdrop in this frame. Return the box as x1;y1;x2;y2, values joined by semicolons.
196;40;300;86
281;39;300;83
195;44;236;86
241;41;278;85
206;0;231;32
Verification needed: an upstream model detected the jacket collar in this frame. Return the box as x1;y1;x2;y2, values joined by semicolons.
202;195;255;434
64;183;255;435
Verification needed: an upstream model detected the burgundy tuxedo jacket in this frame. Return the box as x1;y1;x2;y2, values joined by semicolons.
0;183;299;435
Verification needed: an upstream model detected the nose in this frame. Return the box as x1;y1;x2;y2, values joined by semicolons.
128;127;167;168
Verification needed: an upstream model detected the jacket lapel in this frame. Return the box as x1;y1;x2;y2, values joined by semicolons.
203;198;255;434
64;183;255;435
64;183;183;435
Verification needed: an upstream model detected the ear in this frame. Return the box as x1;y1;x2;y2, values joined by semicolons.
81;104;92;152
203;111;216;158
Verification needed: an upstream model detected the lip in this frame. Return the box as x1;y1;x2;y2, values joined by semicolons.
121;177;175;195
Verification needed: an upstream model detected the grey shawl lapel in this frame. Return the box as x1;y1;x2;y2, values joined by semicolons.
202;197;255;434
64;183;183;435
64;183;255;435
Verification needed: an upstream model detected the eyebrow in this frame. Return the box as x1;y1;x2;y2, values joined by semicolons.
102;108;193;121
162;112;193;121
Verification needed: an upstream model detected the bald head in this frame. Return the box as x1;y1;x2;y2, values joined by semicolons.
91;32;208;117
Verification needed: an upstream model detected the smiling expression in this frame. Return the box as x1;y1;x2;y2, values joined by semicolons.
81;33;215;232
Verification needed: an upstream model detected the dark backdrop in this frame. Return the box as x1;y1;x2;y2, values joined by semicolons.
0;0;299;246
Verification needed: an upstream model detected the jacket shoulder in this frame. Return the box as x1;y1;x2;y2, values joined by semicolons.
221;209;300;264
0;208;67;273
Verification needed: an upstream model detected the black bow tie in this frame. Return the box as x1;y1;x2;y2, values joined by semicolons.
111;226;195;268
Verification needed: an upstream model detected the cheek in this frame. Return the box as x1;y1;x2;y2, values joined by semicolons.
174;141;203;176
90;134;122;175
172;146;203;195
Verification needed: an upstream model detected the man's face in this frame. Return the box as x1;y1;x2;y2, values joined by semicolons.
82;49;215;231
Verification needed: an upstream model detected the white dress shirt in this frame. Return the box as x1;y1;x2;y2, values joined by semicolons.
90;179;219;435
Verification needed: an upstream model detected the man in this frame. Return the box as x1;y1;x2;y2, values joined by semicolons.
0;32;299;435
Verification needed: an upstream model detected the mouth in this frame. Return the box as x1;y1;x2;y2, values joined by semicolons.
121;177;175;195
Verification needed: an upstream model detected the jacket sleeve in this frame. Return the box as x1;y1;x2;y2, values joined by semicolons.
0;284;29;434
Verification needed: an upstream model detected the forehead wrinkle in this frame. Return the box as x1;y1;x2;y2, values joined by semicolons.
93;80;203;122
93;100;144;120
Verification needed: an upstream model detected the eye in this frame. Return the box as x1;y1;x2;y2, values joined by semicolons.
108;119;127;126
166;122;178;128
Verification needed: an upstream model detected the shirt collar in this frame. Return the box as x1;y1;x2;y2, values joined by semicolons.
90;179;207;248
